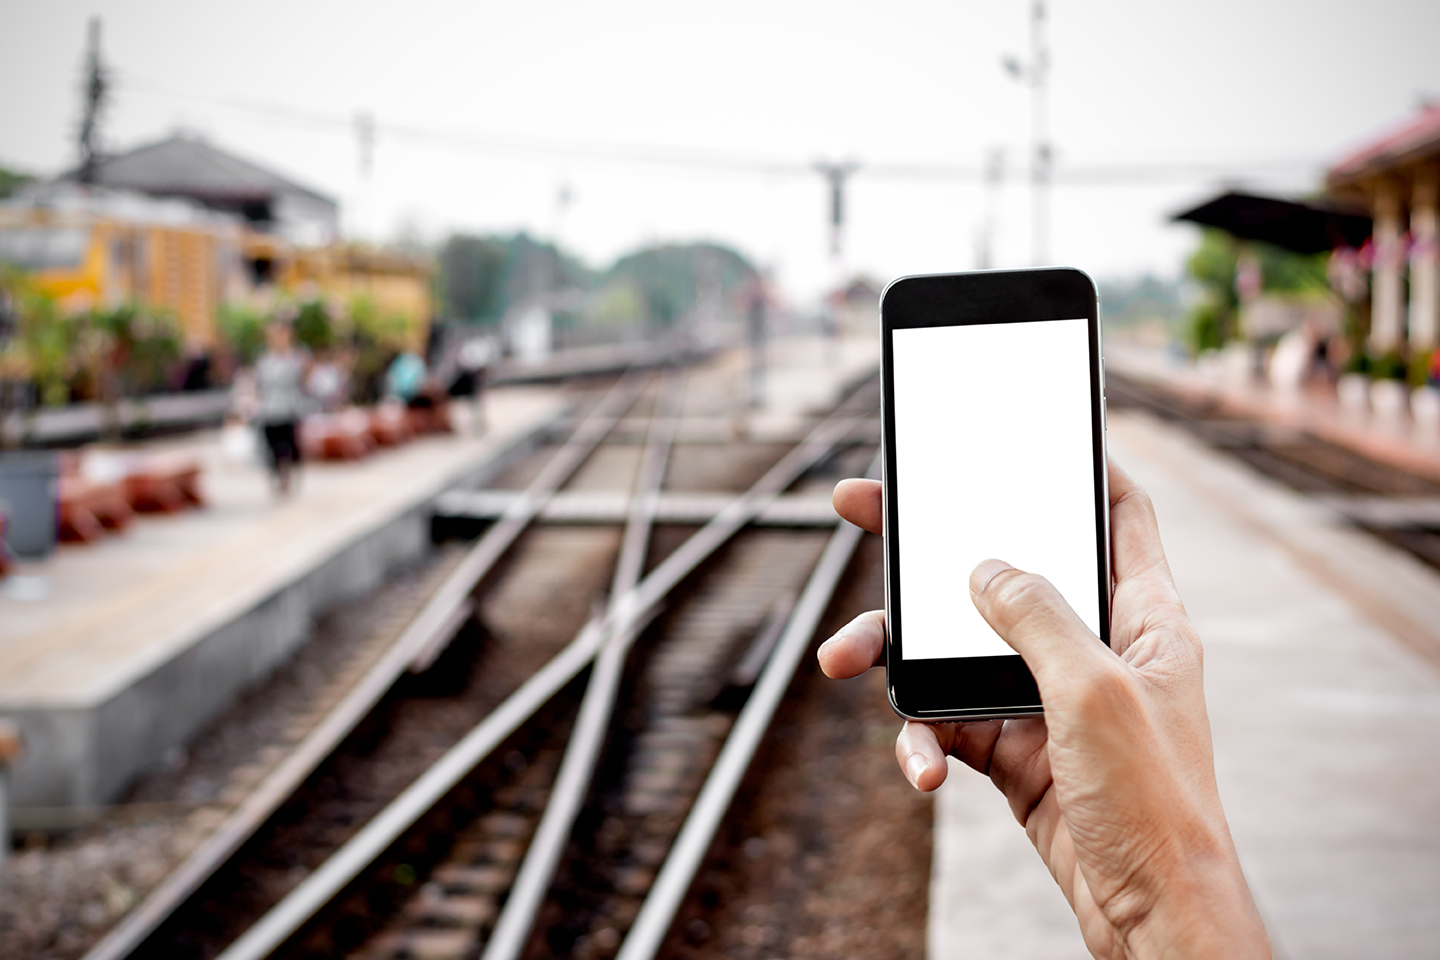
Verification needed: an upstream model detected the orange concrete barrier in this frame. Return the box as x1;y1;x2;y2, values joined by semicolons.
58;476;134;542
367;405;415;447
123;457;203;513
301;410;376;462
404;400;454;436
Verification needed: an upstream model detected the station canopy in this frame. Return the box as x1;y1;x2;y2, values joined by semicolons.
1171;191;1372;255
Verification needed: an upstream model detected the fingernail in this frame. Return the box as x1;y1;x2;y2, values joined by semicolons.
905;753;927;787
970;559;1012;595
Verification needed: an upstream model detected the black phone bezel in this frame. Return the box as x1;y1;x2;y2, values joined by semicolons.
880;267;1110;721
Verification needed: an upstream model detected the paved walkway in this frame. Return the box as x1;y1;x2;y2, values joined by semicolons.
930;410;1440;960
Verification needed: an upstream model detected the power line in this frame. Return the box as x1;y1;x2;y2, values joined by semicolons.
115;69;1322;187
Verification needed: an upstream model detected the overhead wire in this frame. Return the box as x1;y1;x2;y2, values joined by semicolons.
116;69;1321;186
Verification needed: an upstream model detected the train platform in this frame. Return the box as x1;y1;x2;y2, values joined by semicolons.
0;386;567;820
0;334;881;826
929;408;1440;959
1107;341;1440;486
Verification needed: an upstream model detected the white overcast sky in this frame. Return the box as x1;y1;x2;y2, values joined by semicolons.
3;0;1439;303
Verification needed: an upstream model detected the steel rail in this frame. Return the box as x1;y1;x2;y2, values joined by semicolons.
616;453;880;960
215;615;610;960
613;382;876;628
82;374;648;960
481;386;878;960
213;382;877;960
479;371;685;960
401;372;651;671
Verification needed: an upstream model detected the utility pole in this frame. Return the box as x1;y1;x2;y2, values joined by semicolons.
975;146;1005;269
77;16;109;185
1003;0;1051;265
355;110;376;181
814;160;858;353
350;110;375;241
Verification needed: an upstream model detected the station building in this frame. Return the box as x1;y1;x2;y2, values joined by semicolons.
1326;103;1440;354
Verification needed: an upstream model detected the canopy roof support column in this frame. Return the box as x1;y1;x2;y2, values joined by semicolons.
1371;180;1406;353
1410;169;1440;351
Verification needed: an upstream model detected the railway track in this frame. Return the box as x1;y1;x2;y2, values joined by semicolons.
77;364;882;960
1105;371;1440;571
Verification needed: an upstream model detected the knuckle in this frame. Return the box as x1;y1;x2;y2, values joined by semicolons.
1116;484;1156;518
1070;662;1142;721
986;570;1061;625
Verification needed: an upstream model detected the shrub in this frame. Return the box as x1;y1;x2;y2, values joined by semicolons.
218;303;268;366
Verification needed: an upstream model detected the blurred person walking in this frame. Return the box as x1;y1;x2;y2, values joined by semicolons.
384;350;427;403
254;321;312;496
449;337;494;434
306;346;351;413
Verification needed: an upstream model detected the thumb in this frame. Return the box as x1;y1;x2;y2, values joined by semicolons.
969;559;1113;691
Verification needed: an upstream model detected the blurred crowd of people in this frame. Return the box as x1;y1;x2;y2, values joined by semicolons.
232;320;494;496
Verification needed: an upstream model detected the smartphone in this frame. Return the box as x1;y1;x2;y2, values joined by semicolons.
880;268;1110;721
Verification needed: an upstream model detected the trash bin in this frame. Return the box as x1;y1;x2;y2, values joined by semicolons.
0;451;59;560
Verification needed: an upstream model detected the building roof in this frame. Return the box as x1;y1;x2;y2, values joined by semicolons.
73;133;336;219
1172;191;1371;254
1327;103;1440;190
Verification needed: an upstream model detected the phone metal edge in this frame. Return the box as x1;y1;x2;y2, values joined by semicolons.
881;270;1110;723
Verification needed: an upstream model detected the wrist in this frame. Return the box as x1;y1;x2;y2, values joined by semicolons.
1125;850;1270;960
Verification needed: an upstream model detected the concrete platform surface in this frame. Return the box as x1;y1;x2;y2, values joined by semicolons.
0;386;564;813
930;410;1440;960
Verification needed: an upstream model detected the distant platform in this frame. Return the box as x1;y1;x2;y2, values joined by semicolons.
0;387;566;818
1106;341;1440;486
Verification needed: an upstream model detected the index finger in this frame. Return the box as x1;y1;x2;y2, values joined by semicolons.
1107;458;1177;591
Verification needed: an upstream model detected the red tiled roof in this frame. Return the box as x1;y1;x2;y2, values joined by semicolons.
1328;104;1440;186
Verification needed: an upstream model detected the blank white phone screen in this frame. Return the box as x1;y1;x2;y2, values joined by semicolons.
892;317;1101;660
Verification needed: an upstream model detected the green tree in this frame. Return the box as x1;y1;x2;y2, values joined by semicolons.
217;303;268;365
1184;230;1239;353
293;297;340;352
1183;230;1331;353
0;164;33;200
602;242;757;326
1;272;75;406
349;294;412;403
86;303;181;397
438;232;594;323
439;234;510;321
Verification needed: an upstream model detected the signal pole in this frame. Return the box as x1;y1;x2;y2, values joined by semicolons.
814;160;858;353
1003;0;1051;265
77;16;109;185
815;160;860;261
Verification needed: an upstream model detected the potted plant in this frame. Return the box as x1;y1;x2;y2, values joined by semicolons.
1337;350;1371;419
1369;351;1411;423
1411;347;1440;439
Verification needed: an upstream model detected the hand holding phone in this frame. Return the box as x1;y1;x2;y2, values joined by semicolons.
818;462;1271;960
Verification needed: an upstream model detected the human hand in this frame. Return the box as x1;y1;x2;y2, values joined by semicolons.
818;462;1269;960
